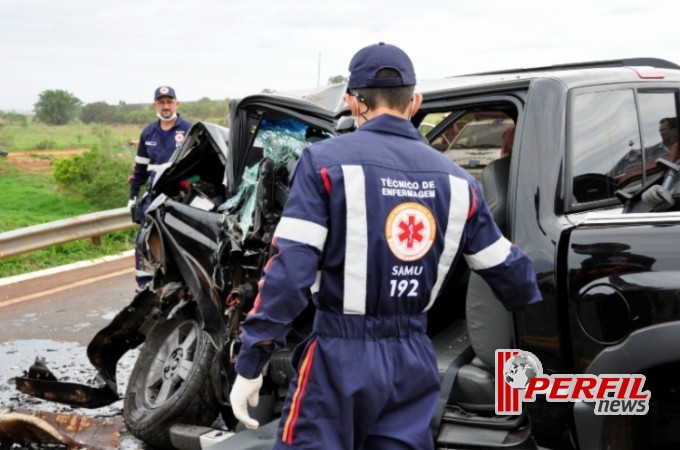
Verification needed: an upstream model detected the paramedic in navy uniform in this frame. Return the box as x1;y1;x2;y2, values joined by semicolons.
230;43;542;449
127;86;191;288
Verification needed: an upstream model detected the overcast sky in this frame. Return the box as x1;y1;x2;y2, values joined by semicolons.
2;0;680;112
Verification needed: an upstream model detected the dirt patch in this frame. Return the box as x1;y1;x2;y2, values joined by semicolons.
6;156;51;171
6;150;88;171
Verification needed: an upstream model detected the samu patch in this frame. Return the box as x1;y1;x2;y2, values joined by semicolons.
385;202;436;261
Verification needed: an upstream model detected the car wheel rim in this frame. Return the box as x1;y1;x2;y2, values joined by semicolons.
144;320;199;407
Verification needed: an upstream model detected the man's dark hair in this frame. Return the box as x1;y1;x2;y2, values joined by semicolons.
352;69;414;112
660;117;679;129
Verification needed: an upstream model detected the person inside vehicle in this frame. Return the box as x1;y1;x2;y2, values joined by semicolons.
661;117;680;163
500;124;515;158
659;117;680;154
229;42;542;449
608;117;679;183
127;86;192;288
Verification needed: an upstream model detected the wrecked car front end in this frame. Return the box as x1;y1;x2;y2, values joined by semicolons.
14;84;351;448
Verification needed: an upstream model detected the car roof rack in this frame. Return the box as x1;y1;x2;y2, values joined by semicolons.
460;58;680;77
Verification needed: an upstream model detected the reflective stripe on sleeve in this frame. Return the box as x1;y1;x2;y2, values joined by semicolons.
342;165;367;315
135;156;150;165
424;175;469;312
464;236;512;270
274;217;328;252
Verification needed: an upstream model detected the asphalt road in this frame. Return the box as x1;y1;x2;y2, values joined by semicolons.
0;254;152;449
0;253;136;343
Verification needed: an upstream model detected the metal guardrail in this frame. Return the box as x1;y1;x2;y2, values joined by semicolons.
0;208;136;259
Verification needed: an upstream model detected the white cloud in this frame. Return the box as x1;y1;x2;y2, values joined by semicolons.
1;0;679;111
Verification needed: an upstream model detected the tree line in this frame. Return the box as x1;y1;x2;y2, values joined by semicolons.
3;75;350;127
1;89;232;126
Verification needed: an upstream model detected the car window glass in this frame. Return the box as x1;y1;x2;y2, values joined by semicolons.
422;110;514;181
608;92;679;191
571;89;640;204
571;90;680;206
220;116;323;238
636;92;679;176
420;112;460;151
638;93;677;148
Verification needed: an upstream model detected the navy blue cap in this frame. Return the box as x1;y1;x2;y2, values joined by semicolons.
154;86;176;100
347;42;416;89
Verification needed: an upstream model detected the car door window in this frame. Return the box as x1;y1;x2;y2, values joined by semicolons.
637;91;679;173
571;89;639;204
421;110;514;181
570;89;679;206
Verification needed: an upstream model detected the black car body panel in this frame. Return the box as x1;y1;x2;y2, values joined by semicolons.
413;58;680;450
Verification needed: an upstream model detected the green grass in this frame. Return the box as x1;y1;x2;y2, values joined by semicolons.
0;164;92;231
0;123;140;151
0;150;136;278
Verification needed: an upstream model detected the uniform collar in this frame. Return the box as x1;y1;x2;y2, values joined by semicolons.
358;114;421;140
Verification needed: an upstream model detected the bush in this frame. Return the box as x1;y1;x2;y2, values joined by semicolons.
53;154;88;186
53;146;132;209
35;139;57;150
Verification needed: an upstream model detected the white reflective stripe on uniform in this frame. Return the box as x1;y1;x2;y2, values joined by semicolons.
464;236;512;270
342;165;367;315
135;156;150;165
310;271;322;294
424;175;469;312
148;163;170;173
274;217;328;252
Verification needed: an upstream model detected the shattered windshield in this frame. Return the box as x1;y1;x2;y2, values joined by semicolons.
218;118;330;242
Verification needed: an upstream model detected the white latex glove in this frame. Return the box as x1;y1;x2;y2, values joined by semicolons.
127;198;136;211
229;374;263;429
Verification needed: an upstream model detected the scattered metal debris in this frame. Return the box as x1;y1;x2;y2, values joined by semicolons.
0;340;145;449
0;410;122;449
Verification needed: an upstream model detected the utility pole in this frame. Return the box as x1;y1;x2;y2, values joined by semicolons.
317;52;321;87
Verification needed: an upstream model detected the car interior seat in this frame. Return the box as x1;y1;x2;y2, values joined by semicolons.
449;156;513;412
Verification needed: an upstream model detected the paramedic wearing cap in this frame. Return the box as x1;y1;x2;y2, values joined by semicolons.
127;86;191;288
230;42;542;449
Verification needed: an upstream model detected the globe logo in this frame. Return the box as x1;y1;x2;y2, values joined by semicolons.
503;351;543;390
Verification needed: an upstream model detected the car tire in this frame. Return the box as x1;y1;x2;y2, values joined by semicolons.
124;314;219;448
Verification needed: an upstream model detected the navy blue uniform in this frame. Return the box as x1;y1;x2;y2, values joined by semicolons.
129;113;192;200
129;114;191;285
236;114;541;449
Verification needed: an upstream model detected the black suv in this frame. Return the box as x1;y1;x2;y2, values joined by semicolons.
170;57;680;450
413;57;680;450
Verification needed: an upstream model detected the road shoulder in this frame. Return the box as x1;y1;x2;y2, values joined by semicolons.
0;250;134;305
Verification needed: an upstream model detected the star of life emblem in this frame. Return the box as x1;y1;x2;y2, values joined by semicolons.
385;202;436;261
